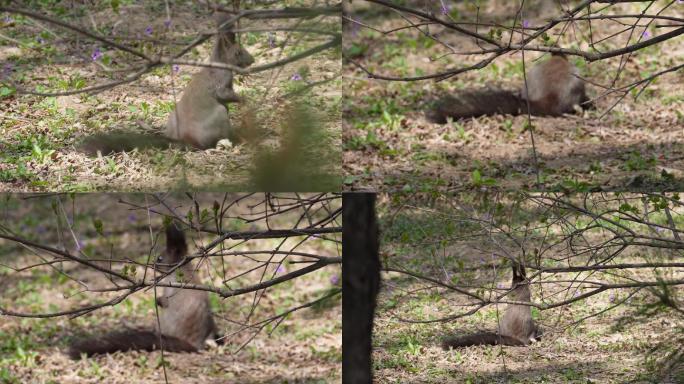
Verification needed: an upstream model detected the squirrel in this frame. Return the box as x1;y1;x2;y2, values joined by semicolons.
78;13;254;155
427;53;592;123
441;262;541;348
67;223;221;359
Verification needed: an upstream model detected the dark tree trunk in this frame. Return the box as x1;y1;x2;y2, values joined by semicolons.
342;193;380;384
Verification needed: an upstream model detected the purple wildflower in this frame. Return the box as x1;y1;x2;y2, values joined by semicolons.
439;0;450;15
127;213;137;223
36;225;47;234
1;64;12;80
642;30;650;39
164;19;171;28
677;0;683;4
3;14;11;23
609;292;616;303
276;264;285;274
349;18;360;37
522;20;530;28
330;274;339;285
267;32;276;48
497;282;505;289
291;73;302;81
172;64;180;73
76;239;85;251
91;48;102;61
144;26;153;36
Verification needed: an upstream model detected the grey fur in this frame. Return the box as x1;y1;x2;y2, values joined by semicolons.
67;223;221;359
428;54;592;123
442;262;541;349
77;14;254;155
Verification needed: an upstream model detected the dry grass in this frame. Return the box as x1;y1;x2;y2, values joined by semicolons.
0;194;342;383
343;1;684;191
0;1;341;191
372;194;684;383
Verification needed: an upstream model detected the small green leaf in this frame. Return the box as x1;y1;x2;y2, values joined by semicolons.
92;218;104;235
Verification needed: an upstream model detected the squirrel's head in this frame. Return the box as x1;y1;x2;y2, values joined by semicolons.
156;222;187;271
212;12;255;69
512;261;527;283
215;33;255;69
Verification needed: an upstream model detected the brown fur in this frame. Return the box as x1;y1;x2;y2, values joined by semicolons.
428;54;591;123
442;262;541;349
67;223;221;359
67;329;197;359
77;14;254;155
153;223;219;349
165;14;255;148
426;89;526;123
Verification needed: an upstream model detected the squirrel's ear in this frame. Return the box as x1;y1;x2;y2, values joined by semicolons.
214;12;233;30
165;222;187;257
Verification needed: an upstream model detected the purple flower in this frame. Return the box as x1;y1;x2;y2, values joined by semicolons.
276;264;285;274
3;14;11;23
91;48;102;61
677;0;683;4
172;64;180;73
497;282;505;289
609;292;616;303
144;26;153;36
76;239;85;251
1;64;11;80
291;73;302;81
267;32;276;48
642;30;650;39
523;20;530;28
439;0;450;15
349;18;360;37
127;213;137;223
36;225;47;234
164;19;171;28
330;274;339;285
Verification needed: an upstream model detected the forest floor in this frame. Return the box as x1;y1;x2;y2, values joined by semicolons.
371;195;684;384
0;1;341;191
343;1;684;192
0;194;342;383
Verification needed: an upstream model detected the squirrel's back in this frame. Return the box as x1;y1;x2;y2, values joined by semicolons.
427;53;590;122
67;224;219;359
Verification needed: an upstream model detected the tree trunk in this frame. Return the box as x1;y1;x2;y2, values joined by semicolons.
342;193;380;384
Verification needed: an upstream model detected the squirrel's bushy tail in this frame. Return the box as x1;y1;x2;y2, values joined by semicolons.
77;131;181;156
68;329;197;359
441;332;525;349
426;89;526;123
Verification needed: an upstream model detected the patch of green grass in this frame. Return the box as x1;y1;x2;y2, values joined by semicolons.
623;151;657;171
0;331;40;369
309;345;341;363
374;353;417;373
0;367;20;384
